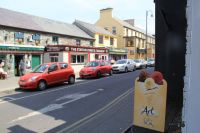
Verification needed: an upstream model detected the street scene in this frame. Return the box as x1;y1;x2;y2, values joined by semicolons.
1;0;199;133
0;68;154;133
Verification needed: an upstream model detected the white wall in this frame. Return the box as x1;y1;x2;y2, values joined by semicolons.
182;0;200;132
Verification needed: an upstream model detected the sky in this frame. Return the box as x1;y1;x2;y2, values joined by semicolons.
0;0;155;34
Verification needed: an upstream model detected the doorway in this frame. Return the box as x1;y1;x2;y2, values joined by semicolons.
14;55;24;76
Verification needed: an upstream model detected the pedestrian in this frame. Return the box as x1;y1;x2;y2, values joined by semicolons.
19;59;25;76
0;65;7;79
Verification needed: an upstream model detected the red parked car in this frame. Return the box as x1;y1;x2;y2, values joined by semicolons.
79;60;113;78
18;62;75;90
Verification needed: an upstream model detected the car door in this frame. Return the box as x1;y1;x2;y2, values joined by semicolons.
104;61;111;73
46;63;60;84
127;60;132;71
59;63;70;82
100;61;106;74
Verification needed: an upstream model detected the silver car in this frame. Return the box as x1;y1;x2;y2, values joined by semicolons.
112;59;136;73
133;59;147;69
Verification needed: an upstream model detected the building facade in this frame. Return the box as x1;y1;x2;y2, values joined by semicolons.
0;8;94;76
73;20;128;61
95;8;155;59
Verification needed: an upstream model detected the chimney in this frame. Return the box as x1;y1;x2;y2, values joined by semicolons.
100;8;113;19
124;19;135;26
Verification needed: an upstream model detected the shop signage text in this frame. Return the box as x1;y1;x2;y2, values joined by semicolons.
46;45;108;53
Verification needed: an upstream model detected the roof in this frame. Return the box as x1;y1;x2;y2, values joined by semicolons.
0;8;93;39
73;20;116;37
114;17;154;37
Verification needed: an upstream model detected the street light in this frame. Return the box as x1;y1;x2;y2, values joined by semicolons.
145;10;153;60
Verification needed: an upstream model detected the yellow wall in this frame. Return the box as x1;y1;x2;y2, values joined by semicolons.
96;8;155;59
94;33;117;48
96;16;124;48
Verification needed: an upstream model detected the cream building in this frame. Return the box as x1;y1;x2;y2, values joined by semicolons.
74;20;128;61
95;8;155;59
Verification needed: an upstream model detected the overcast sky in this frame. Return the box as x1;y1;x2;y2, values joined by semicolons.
0;0;155;34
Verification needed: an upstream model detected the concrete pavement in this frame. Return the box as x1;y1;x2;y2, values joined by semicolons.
0;72;80;93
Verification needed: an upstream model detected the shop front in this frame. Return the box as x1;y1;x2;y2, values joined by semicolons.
0;44;44;77
44;45;109;73
109;48;128;62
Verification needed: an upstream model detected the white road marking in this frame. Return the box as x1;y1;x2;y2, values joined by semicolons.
9;91;98;123
97;89;104;91
0;73;129;105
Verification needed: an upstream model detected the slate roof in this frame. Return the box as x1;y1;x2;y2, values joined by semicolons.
0;7;93;39
73;20;116;37
114;17;154;37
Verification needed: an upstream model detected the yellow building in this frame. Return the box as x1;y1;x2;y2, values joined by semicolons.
95;8;155;59
74;20;128;61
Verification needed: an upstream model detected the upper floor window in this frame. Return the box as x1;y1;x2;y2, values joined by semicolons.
110;38;114;45
14;32;24;44
99;35;104;44
52;36;59;44
76;39;81;46
90;41;94;46
112;27;116;34
32;34;40;40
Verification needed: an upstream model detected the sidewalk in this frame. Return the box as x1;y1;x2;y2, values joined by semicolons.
0;72;80;93
0;76;20;93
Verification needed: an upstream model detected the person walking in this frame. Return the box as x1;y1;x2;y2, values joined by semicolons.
19;59;25;76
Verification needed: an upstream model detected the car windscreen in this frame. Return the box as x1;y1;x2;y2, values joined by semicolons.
116;60;126;64
32;64;49;73
134;60;140;63
148;59;154;61
86;61;99;67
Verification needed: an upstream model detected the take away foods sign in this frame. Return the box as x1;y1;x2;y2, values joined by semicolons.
133;77;167;132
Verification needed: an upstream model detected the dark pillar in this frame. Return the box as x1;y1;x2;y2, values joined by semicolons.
154;0;187;131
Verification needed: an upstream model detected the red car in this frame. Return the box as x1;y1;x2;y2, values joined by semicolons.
79;60;113;78
18;62;75;90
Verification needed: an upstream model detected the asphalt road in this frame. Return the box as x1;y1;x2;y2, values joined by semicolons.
0;67;154;133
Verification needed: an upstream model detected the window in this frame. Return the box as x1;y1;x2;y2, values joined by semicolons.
71;55;85;63
14;32;24;44
59;63;68;69
110;38;114;45
49;64;58;72
99;35;103;44
76;39;81;46
50;53;59;62
112;27;116;34
90;41;94;46
52;36;59;44
32;34;40;40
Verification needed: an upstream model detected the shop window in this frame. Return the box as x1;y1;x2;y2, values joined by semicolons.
50;53;59;62
76;39;81;46
99;35;103;44
112;27;116;34
71;55;85;63
110;38;114;45
52;36;59;44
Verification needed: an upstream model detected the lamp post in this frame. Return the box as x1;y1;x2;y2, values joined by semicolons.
145;10;153;60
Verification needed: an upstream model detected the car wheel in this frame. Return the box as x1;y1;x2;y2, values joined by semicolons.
38;80;47;91
125;67;128;73
109;70;113;76
68;76;75;84
97;71;101;78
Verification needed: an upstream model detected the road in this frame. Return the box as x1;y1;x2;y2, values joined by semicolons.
0;68;154;133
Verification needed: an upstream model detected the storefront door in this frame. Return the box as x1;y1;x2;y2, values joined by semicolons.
32;55;41;69
14;55;24;76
